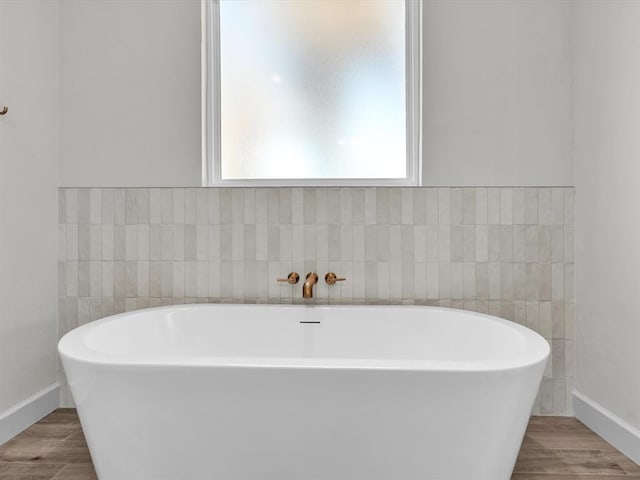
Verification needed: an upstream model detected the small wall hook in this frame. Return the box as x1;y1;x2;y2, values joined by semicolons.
0;106;7;115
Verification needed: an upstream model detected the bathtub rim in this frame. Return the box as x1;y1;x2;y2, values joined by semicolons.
58;304;550;373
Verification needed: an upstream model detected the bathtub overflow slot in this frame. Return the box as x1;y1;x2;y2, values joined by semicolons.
300;321;321;324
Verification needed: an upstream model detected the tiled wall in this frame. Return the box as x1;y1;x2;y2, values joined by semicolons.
58;187;575;414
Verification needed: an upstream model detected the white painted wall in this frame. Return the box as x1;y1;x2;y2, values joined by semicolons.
422;0;573;186
0;0;60;413
60;0;201;187
59;0;574;187
574;1;640;431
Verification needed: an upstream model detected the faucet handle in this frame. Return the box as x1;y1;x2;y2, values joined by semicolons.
277;272;300;284
325;272;346;285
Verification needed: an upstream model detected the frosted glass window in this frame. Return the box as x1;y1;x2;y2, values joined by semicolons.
217;0;409;182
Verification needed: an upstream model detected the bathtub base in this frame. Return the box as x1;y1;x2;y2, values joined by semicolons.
68;363;544;480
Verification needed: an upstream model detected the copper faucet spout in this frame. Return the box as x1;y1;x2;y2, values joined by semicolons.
302;272;319;298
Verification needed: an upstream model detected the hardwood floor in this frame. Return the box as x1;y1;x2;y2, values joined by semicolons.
0;409;638;479
0;409;94;480
514;416;640;478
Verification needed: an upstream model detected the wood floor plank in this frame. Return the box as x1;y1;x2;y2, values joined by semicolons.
0;439;91;466
37;411;78;426
0;438;63;464
29;446;92;466
513;448;628;475
12;424;78;442
522;420;619;452
51;464;97;480
0;461;64;479
605;451;640;475
57;432;86;449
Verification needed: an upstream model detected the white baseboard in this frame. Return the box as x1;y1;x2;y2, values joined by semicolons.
573;390;640;465
0;383;59;445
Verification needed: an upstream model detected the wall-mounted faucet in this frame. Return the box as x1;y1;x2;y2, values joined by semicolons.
302;272;318;298
276;272;299;284
278;271;345;298
325;272;346;285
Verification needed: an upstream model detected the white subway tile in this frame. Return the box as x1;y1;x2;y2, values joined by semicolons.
500;264;513;299
232;224;244;262
64;262;77;297
463;226;476;262
197;189;209;225
113;189;125;225
525;188;538;225
292;188;304;225
438;225;451;262
451;263;464;299
173;261;185;298
66;225;78;261
488;263;501;300
364;188;376;225
463;263;476;299
438;263;451;299
173;189;185;224
437;188;450;225
414;226;426;262
526;301;540;333
450;188;463;226
149;189;161;224
255;224;267;262
161;189;173;224
475;224;489;262
102;261;113;297
426;263;439;298
525;225;538;262
552;263;565;300
184;261;197;297
401;188;413;224
513;263;527;301
340;188;353;225
137;261;149;297
318;224;330;262
197;261;209;298
125;225;138;261
377;262;390;299
137;225;149;261
208;188;220;224
184;189;197;225
462;188;475;225
340;226;353;262
279;189;292;225
551;188;564;225
487;188;500;225
475;188;487;225
538;188;552;225
196;225;209;261
564;189;575;228
500;189;513;225
512;188;525;225
475;263;488;299
90;189;102;224
539;301;552;338
101;189;114;225
172;225;184;261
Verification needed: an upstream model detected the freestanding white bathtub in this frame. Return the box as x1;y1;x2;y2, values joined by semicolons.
59;304;549;480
